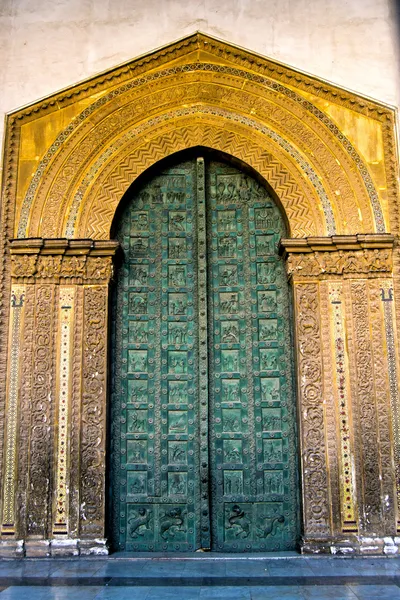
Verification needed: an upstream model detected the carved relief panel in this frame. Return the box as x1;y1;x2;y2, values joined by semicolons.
111;161;201;551
208;162;298;551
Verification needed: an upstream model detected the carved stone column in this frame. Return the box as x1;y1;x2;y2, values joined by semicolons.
0;239;118;557
281;234;399;554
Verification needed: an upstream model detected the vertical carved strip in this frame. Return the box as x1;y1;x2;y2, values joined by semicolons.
350;281;382;532
319;281;340;532
328;282;357;530
294;282;330;536
16;285;35;539
53;287;75;534
80;285;108;537
381;279;400;529
26;285;56;537
0;127;17;523
69;286;83;537
369;280;396;531
1;285;26;532
343;281;364;533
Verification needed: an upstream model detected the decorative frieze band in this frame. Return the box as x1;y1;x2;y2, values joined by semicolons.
280;235;394;279
10;239;119;283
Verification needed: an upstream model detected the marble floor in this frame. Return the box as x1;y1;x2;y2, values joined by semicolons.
0;555;400;599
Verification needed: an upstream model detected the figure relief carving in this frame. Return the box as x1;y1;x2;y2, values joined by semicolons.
36;255;63;278
60;255;86;277
10;242;117;284
11;255;37;278
225;505;251;539
159;508;186;540
128;507;152;538
85;257;113;281
256;514;285;538
287;249;392;279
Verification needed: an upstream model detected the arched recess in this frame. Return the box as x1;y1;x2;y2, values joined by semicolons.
1;33;400;558
109;148;300;552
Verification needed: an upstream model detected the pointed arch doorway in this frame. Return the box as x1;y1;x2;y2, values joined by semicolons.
110;149;299;552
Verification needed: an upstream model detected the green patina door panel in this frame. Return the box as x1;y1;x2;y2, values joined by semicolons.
206;162;298;551
111;155;299;552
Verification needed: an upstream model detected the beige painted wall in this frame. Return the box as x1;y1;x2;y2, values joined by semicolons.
1;0;399;180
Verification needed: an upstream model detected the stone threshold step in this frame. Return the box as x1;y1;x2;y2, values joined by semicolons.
0;576;399;587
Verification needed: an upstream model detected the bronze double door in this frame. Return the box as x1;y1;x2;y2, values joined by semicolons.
110;154;299;552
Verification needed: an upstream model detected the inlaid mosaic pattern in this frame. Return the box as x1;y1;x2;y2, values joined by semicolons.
328;284;356;528
1;286;25;533
53;287;75;533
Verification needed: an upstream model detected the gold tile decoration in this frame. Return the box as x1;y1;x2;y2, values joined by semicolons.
53;287;75;535
1;285;26;534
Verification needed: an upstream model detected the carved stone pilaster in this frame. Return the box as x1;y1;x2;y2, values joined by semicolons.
350;282;382;534
25;284;57;546
284;234;398;554
9;239;117;284
293;282;331;547
0;239;118;557
368;280;396;533
79;285;109;543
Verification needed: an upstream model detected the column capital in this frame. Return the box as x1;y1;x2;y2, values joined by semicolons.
9;238;120;284
279;235;394;280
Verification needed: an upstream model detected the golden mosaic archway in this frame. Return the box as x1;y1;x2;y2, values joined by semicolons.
1;33;400;557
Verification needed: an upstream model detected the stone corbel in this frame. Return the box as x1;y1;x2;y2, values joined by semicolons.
10;239;119;284
280;234;394;280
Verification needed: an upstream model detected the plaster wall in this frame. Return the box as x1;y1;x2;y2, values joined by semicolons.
0;0;399;184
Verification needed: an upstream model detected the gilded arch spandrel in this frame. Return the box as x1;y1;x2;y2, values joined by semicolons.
22;62;381;239
6;32;398;244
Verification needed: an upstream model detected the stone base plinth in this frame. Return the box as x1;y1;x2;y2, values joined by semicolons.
24;540;51;558
0;538;108;557
301;535;400;556
0;540;24;557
